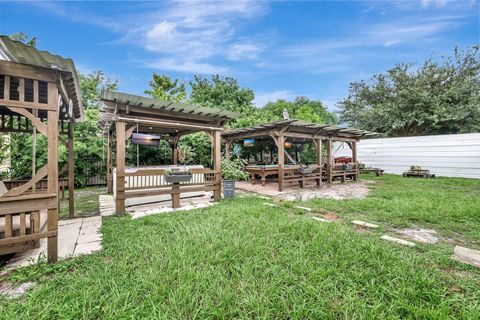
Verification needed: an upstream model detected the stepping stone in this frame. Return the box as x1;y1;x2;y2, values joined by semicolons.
452;246;480;268
381;235;415;247
258;196;270;200
352;220;379;228
311;216;332;223
397;228;438;244
0;281;35;299
294;206;312;212
262;202;276;207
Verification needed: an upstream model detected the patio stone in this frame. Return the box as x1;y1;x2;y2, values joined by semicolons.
262;202;276;207
352;220;379;228
452;246;480;268
74;241;102;256
396;228;438;244
311;216;332;223
381;235;416;247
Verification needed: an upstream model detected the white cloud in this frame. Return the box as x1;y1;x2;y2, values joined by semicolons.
254;90;296;107
146;58;229;74
227;43;263;61
421;0;448;8
123;0;269;74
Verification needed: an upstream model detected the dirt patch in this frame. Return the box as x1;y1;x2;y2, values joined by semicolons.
310;209;343;222
0;281;35;299
280;181;370;201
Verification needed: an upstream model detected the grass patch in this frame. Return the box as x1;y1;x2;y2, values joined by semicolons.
1;188;480;318
305;174;480;246
59;186;104;219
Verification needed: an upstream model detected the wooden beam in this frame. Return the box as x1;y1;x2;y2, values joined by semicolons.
6;107;48;137
115;121;126;214
125;125;136;140
315;138;322;187
0;60;58;82
213;130;222;201
106;130;113;194
47;103;59;263
3;164;48;197
277;135;285;192
68;116;75;218
326;139;332;184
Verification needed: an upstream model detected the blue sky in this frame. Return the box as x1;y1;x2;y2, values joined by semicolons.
0;0;478;110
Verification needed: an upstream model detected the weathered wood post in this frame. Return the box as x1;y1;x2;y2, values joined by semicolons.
213;130;222;201
326;138;332;184
352;140;358;181
47;84;59;263
277;135;285;191
106;130;113;194
115;121;126;214
315;138;322;187
172;135;180;165
225;139;233;159
67;113;75;218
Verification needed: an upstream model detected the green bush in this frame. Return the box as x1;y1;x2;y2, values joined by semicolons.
221;158;249;181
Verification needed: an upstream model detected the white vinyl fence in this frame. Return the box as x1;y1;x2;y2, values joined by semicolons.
334;133;480;179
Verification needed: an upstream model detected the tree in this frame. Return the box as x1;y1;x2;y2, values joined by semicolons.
9;32;37;47
189;75;255;113
262;97;337;124
80;71;118;109
338;46;480;136
144;73;187;102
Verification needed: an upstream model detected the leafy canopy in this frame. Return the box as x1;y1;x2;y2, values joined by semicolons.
338;46;480;137
144;73;187;103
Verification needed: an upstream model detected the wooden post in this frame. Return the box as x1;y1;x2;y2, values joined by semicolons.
277;135;285;191
67;115;75;218
225;140;233;159
326;139;332;184
213;131;222;201
352;141;358;181
260;143;264;163
172;136;179;165
106;130;113;194
115;122;126;214
172;183;180;208
315;138;322;187
47;87;59;263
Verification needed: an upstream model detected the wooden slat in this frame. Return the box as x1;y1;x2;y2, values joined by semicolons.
5;214;13;238
0;230;57;246
19;213;26;236
3;165;49;197
4;75;10;100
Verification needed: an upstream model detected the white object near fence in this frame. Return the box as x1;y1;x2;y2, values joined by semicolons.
334;133;480;179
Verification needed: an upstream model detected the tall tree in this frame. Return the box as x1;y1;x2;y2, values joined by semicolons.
338;46;480;136
144;73;187;102
263;97;337;125
80;71;118;109
189;75;255;113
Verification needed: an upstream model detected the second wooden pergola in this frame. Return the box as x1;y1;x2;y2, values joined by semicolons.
222;119;374;191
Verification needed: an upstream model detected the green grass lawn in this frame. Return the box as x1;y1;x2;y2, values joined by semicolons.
1;175;479;319
59;186;104;219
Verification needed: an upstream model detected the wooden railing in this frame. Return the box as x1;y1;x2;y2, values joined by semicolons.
117;168;220;208
0;192;57;255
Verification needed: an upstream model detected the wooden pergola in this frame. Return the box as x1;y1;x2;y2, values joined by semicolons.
0;36;83;262
222;119;374;191
99;90;239;214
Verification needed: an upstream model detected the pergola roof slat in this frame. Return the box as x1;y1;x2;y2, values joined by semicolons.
222;119;375;140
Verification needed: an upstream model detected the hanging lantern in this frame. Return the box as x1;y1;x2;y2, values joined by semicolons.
131;133;160;146
284;142;293;149
244;138;254;147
